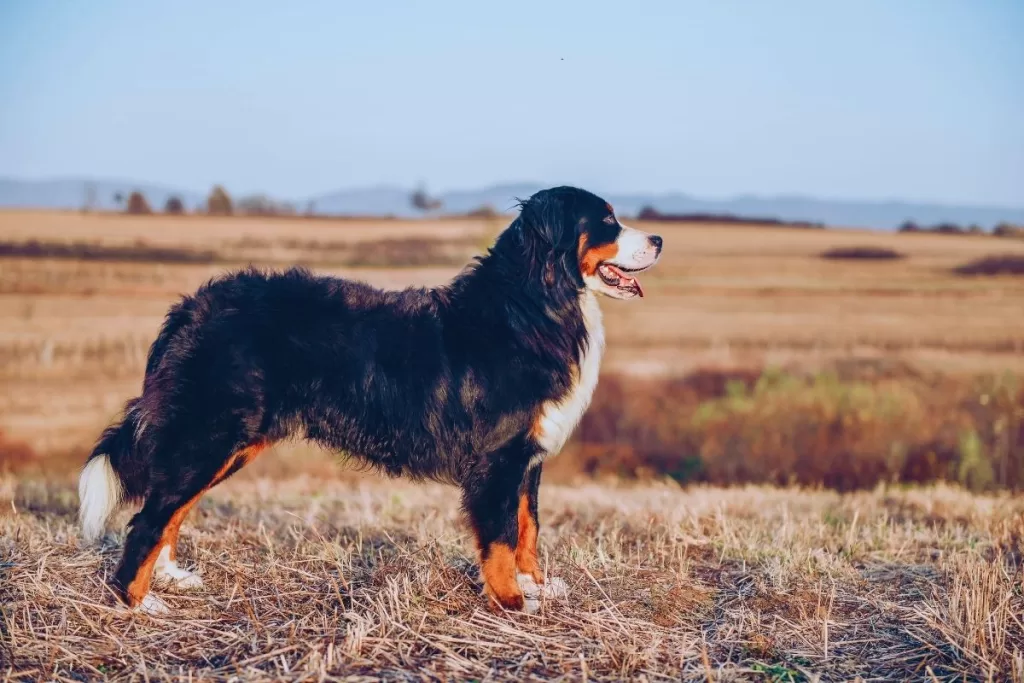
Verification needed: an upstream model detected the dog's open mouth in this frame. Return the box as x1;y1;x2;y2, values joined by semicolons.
597;262;647;297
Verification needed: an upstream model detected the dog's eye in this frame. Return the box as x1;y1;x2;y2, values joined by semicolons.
602;215;616;225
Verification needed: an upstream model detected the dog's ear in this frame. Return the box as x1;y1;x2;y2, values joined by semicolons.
516;192;582;249
516;192;581;288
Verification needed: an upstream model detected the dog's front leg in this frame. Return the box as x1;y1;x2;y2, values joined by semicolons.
515;463;544;584
461;442;530;611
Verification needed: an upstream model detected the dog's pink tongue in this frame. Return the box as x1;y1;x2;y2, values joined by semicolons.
605;264;644;297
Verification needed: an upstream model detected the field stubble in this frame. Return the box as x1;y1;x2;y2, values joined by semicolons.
2;476;1023;681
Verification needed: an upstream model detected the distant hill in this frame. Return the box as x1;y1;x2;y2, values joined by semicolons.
607;192;1024;232
307;185;417;217
308;183;543;217
3;177;1022;230
311;182;1024;229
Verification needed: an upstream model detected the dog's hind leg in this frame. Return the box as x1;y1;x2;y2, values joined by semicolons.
151;498;204;590
151;441;265;590
113;440;266;613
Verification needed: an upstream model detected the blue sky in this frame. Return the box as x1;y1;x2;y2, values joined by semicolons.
1;0;1021;205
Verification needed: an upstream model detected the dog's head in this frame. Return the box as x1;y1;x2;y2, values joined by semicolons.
514;186;663;300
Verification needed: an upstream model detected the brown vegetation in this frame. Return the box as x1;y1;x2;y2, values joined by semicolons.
954;254;1024;276
163;195;185;215
0;234;477;268
465;204;499;218
411;187;443;212
994;222;1024;239
572;366;1023;491
125;190;153;215
637;206;824;229
820;245;906;260
237;194;297;216
0;239;216;263
899;220;987;236
0;429;36;472
206;185;233;215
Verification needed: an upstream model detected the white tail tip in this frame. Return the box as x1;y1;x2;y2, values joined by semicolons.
78;455;123;542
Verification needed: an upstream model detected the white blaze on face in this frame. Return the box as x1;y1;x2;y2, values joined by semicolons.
614;223;660;271
584;222;662;300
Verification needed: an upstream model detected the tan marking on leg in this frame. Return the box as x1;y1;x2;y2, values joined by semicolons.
162;498;197;562
480;542;524;610
124;441;267;607
515;494;544;584
126;492;206;605
166;441;268;560
125;545;163;607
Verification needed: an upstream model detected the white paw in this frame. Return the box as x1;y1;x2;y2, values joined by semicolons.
542;576;569;599
137;593;170;615
153;546;204;589
517;574;542;613
517;573;568;613
172;571;204;589
517;572;541;597
154;565;204;589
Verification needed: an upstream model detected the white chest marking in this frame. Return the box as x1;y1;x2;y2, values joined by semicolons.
532;291;605;464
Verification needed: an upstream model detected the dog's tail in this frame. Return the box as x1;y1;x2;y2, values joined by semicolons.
78;399;149;542
78;297;197;541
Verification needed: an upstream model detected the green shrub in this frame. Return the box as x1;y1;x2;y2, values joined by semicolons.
956;430;994;491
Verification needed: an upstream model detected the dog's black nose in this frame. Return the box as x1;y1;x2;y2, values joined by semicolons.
648;235;663;251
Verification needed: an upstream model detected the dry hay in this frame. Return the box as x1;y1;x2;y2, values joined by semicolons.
2;477;1023;681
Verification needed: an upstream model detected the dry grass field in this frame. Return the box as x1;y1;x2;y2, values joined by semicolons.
3;475;1024;681
2;209;1023;457
2;210;1024;680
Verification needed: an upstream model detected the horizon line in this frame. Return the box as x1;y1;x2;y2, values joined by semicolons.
2;173;1024;212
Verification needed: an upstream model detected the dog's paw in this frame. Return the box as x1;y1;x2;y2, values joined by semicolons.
155;565;204;590
517;573;542;613
542;576;568;599
136;593;170;616
517;573;568;613
154;547;204;590
172;572;204;590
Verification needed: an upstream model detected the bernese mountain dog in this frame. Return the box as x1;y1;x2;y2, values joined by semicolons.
78;186;663;614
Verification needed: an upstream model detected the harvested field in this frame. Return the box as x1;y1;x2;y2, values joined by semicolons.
2;210;1024;457
2;476;1022;681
